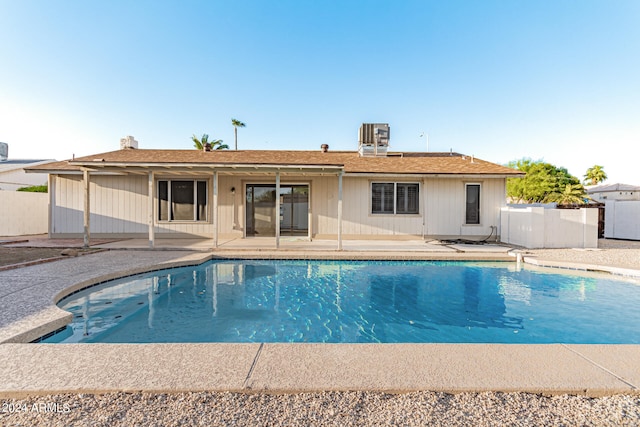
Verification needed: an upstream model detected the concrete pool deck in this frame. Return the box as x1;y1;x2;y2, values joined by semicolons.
0;241;639;397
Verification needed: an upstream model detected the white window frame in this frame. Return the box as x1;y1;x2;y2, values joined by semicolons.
157;179;209;222
371;182;420;215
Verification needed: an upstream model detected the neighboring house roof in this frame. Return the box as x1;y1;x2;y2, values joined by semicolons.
0;159;54;173
26;149;522;176
585;183;640;193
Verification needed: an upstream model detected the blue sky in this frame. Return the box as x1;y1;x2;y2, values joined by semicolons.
1;1;639;184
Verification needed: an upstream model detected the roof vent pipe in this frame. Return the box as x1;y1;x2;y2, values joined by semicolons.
321;144;329;153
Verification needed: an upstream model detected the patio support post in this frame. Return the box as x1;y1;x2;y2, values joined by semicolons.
213;171;218;248
47;174;54;239
82;169;90;248
275;171;280;249
337;171;343;250
148;171;155;248
308;187;312;242
422;177;427;239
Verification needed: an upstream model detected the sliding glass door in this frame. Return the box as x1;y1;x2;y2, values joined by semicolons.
246;184;309;237
279;185;309;236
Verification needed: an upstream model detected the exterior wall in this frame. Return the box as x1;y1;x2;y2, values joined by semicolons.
604;201;640;240
315;176;506;240
501;207;598;248
0;166;47;191
425;178;505;239
51;174;251;239
339;176;424;237
0;168;49;191
0;190;48;236
51;174;150;236
590;190;640;202
49;173;509;240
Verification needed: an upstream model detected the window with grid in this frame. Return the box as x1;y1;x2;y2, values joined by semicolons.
158;180;208;221
371;183;419;215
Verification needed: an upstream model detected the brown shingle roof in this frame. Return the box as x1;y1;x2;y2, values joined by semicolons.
27;149;522;176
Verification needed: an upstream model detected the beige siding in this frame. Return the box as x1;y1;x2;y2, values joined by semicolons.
52;175;149;235
52;175;83;234
216;175;243;237
426;178;505;238
50;173;507;240
338;177;424;237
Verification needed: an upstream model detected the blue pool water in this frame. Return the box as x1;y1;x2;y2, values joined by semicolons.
45;260;640;344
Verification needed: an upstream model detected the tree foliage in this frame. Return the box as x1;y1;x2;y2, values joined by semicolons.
544;183;586;204
191;134;228;150
507;158;586;204
583;165;607;185
17;185;48;192
231;118;246;151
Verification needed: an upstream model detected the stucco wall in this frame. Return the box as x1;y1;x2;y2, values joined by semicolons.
0;190;48;236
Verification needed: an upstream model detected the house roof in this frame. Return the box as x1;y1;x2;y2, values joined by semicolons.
26;149;523;176
585;183;640;193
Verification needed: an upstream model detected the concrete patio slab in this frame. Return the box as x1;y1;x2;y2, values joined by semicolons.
246;343;636;396
525;256;640;278
565;345;640;389
448;244;513;253
0;343;259;397
0;343;637;397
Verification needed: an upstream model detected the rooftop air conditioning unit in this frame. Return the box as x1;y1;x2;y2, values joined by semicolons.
358;123;390;157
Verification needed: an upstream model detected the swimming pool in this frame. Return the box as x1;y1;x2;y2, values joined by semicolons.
44;260;640;344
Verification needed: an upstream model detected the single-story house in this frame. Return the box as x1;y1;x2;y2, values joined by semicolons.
586;183;640;202
27;131;522;248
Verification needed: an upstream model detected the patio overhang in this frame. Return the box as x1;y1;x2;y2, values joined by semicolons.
74;163;346;251
67;161;346;176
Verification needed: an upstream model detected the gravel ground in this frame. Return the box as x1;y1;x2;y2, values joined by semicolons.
529;239;640;270
2;391;639;427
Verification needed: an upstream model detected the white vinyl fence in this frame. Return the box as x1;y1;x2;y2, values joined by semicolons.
0;190;48;236
500;206;598;249
605;201;640;240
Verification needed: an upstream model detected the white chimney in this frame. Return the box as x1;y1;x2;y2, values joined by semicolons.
0;142;7;161
120;136;138;149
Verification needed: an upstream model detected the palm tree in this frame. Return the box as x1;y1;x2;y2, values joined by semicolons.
583;165;607;185
544;183;586;205
191;134;228;150
231;119;246;150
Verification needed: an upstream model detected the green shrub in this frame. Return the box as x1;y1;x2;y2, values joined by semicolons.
17;185;48;193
